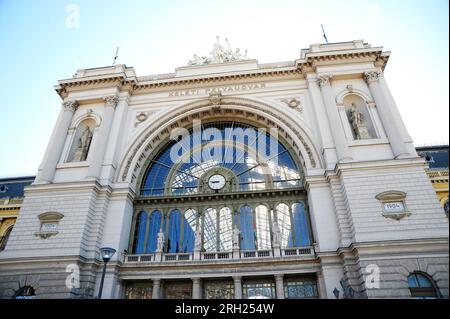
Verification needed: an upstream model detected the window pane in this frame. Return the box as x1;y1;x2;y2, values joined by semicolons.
203;208;217;252
284;279;318;299
407;274;419;288
240;205;256;250
203;280;234;299
218;207;233;251
167;210;182;253
243;281;276;299
145;210;162;253
182;209;197;253
255;205;271;250
417;274;433;288
292;202;311;247
276;204;293;248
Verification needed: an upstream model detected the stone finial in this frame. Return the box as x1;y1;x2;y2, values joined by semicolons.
364;71;382;84
103;95;119;108
62;99;78;112
317;74;333;88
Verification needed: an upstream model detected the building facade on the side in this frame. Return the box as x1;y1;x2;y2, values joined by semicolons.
0;40;448;299
416;145;449;218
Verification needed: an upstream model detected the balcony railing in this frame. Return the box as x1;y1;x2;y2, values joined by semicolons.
124;246;315;264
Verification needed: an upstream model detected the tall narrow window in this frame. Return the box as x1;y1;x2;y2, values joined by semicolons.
240;205;256;250
182;209;197;253
132;211;147;254
167;209;182;253
408;272;440;299
146;210;162;253
276;203;293;248
255;205;271;250
292;202;311;247
218;207;233;251
203;208;217;252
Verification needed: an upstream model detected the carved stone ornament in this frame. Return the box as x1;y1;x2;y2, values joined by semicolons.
34;211;64;239
135;112;149;127
103;95;119;108
364;71;381;84
317;75;333;88
62;99;79;112
282;98;303;113
209;91;222;109
375;191;411;220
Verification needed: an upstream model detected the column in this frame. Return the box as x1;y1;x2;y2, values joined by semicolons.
274;274;285;299
152;278;161;299
364;71;410;158
101;93;129;181
36;100;78;183
317;75;353;162
306;75;337;167
86;95;118;179
192;278;201;299
233;276;243;299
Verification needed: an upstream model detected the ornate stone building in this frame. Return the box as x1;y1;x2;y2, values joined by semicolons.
416;145;449;218
0;40;448;299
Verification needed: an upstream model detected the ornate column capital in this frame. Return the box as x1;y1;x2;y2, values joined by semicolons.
317;74;333;88
62;99;78;112
364;71;382;84
103;95;119;108
274;274;284;281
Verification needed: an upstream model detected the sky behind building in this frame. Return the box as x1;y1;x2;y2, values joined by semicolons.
0;0;448;176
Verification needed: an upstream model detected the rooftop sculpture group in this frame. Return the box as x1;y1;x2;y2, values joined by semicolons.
188;36;248;65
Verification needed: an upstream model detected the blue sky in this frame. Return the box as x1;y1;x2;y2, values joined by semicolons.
0;0;448;177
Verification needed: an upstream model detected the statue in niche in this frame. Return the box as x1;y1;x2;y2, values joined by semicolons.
272;221;281;247
194;228;202;251
72;126;93;161
349;103;371;140
232;226;241;249
156;230;165;252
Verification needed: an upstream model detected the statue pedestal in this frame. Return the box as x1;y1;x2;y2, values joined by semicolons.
273;245;281;257
155;251;162;262
232;248;240;259
353;123;371;140
194;250;201;261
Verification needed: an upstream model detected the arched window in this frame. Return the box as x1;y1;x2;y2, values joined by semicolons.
218;207;233;251
255;205;271;250
276;203;293;248
182;209;197;253
292;202;312;247
13;286;35;299
0;226;13;252
407;272;440;299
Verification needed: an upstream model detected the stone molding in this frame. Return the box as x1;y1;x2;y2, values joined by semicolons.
62;100;78;112
364;71;382;84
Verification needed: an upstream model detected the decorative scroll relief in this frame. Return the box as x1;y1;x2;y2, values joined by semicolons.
281;98;303;113
375;191;410;220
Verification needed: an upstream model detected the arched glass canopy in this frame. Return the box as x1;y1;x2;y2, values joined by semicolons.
140;121;302;196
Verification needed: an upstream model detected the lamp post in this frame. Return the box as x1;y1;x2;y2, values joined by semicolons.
97;247;116;299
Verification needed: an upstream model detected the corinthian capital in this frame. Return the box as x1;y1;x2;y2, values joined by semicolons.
62;99;78;112
103;95;119;108
317;74;333;88
364;71;382;84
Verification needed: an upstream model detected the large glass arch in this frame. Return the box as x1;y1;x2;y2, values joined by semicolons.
139;122;302;197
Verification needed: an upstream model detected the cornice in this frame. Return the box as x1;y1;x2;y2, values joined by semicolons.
54;45;390;99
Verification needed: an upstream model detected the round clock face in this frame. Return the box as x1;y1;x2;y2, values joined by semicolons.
208;174;226;190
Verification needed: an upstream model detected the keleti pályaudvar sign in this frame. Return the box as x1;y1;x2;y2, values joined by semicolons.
168;83;267;97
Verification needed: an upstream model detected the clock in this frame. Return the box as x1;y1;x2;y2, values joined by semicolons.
208;174;226;190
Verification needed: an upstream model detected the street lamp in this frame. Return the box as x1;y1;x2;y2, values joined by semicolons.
97;247;116;299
